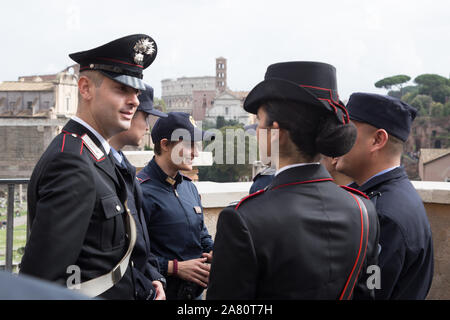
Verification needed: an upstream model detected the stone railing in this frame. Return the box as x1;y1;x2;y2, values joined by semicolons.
195;180;450;300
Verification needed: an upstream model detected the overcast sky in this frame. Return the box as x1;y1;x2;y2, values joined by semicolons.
0;0;449;101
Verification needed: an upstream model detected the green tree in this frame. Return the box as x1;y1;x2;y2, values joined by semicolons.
444;101;450;117
199;125;255;182
401;91;417;105
414;74;450;104
216;116;226;129
410;94;433;116
430;102;445;117
375;75;411;95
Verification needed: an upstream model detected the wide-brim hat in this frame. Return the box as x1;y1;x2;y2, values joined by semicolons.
138;84;167;117
244;61;349;124
69;34;157;90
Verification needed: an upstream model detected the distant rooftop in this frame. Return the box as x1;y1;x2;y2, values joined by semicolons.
420;148;450;164
0;81;54;92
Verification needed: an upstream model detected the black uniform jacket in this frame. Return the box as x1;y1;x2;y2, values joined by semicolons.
113;152;165;299
207;164;380;300
352;167;434;299
20;119;134;299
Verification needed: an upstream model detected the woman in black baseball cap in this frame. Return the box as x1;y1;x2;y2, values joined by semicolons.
137;112;214;300
207;61;380;300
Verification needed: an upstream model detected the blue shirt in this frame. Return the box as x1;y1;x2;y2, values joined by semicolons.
137;157;214;276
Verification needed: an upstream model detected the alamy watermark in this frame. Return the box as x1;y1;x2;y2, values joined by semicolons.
167;123;279;167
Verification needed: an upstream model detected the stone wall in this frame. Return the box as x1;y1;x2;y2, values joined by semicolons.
0;118;68;179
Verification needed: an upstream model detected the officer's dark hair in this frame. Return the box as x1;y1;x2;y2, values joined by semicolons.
78;71;105;101
261;99;357;159
386;134;404;156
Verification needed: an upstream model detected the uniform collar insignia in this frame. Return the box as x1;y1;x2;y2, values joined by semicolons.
81;134;104;160
165;176;176;186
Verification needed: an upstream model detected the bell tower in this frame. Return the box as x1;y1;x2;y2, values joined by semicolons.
216;57;227;92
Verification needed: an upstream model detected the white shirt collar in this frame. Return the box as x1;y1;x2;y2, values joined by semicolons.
110;147;123;164
275;162;321;176
71;116;111;155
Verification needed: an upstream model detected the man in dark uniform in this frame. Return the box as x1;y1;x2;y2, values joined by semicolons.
249;165;275;194
20;34;157;299
207;62;380;300
336;93;434;299
109;84;167;300
137;112;214;300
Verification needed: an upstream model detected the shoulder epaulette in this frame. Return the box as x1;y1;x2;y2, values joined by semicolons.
340;185;369;200
136;171;151;184
235;189;265;210
59;131;83;155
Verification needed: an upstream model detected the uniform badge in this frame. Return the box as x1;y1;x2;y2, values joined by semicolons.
194;206;202;214
165;176;176;186
133;38;155;65
81;134;104;160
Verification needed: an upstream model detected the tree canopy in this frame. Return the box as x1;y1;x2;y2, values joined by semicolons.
375;75;411;94
414;74;450;104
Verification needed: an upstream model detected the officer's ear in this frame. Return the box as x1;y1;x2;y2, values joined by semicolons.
78;75;95;101
372;128;389;152
159;138;171;153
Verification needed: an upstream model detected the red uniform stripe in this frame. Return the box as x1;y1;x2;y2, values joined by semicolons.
339;192;369;300
340;185;369;199
61;134;66;152
235;189;265;210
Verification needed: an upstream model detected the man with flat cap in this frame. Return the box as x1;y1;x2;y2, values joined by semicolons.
109;84;167;300
137;112;214;300
336;93;434;299
20;34;158;299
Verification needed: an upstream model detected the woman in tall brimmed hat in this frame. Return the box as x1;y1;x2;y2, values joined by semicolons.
207;61;380;300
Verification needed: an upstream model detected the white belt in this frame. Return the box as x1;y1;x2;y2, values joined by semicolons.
77;203;137;298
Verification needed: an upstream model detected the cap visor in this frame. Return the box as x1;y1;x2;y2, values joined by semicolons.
100;71;146;90
148;109;168;117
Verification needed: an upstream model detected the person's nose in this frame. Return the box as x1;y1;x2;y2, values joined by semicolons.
128;92;140;109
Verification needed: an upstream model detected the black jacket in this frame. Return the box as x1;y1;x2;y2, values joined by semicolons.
21;119;134;299
352;167;434;299
112;151;166;299
207;164;379;300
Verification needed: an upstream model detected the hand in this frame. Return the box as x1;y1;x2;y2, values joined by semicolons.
177;257;210;288
152;281;166;300
202;251;213;263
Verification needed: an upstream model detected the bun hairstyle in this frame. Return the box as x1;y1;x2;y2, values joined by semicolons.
263;100;356;159
315;114;357;157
